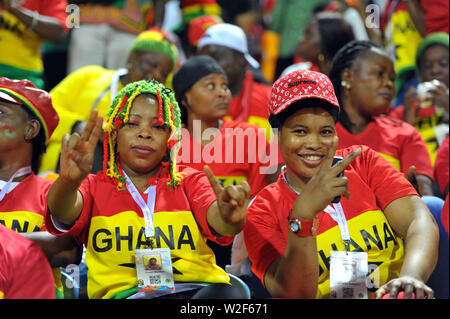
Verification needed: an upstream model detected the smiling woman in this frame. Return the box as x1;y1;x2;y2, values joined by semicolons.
243;69;439;299
45;79;252;299
172;55;282;270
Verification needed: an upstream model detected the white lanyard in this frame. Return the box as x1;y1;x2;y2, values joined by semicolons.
123;171;157;239
323;203;351;251
0;166;32;202
281;165;351;251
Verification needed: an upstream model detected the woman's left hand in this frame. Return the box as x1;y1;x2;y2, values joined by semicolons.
375;276;434;299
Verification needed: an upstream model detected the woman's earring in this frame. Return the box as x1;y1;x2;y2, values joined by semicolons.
318;53;325;62
341;80;351;89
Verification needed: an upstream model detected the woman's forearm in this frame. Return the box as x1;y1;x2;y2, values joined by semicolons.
47;177;83;224
9;6;66;45
400;214;439;282
266;234;319;298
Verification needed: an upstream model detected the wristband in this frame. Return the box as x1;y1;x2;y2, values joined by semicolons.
287;211;319;237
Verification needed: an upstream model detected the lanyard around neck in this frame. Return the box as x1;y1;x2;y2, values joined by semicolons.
281;165;351;251
123;171;157;239
0;166;32;202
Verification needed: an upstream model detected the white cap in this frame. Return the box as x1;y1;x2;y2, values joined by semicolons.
197;23;260;69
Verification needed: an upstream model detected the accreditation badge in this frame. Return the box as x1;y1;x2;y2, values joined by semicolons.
330;251;368;299
135;248;175;292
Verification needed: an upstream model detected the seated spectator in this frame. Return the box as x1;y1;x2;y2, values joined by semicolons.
173;55;281;198
0;224;55;299
426;136;449;298
0;0;67;88
244;69;439;299
389;33;449;166
172;0;222;59
197;23;273;137
39;28;178;174
172;55;281;269
45;80;251;299
329;40;435;198
282;11;355;78
0;77;80;298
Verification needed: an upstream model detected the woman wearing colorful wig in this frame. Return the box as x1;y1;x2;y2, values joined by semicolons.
243;69;438;299
40;27;179;174
46;80;251;299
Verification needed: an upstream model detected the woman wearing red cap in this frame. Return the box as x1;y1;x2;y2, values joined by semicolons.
243;69;438;299
0;77;80;298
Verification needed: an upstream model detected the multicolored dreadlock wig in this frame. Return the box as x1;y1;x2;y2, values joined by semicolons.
102;80;183;190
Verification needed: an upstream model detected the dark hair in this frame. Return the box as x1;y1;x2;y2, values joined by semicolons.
269;98;339;130
172;55;226;125
23;107;46;174
328;40;384;131
315;12;355;62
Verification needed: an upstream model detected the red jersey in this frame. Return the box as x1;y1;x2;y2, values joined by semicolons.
389;106;448;165
0;173;52;232
420;0;449;35
226;71;272;134
0;224;55;299
244;145;418;299
178;120;282;198
46;165;232;299
434;136;449;195
16;0;68;29
336;115;434;179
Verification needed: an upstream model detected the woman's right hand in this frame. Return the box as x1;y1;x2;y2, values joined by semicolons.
59;110;103;186
291;142;362;220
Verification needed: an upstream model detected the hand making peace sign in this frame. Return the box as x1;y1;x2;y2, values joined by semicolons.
291;140;362;220
59;110;103;186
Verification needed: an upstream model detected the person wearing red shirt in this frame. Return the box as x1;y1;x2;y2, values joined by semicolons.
389;33;449;166
0;0;68;88
329;40;435;195
0;224;55;299
45;79;251;299
0;77;81;298
173;55;281;199
172;55;281;269
197;23;273;136
244;69;438;299
420;0;449;35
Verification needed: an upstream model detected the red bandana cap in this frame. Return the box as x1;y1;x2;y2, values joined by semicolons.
0;77;59;143
268;69;340;117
